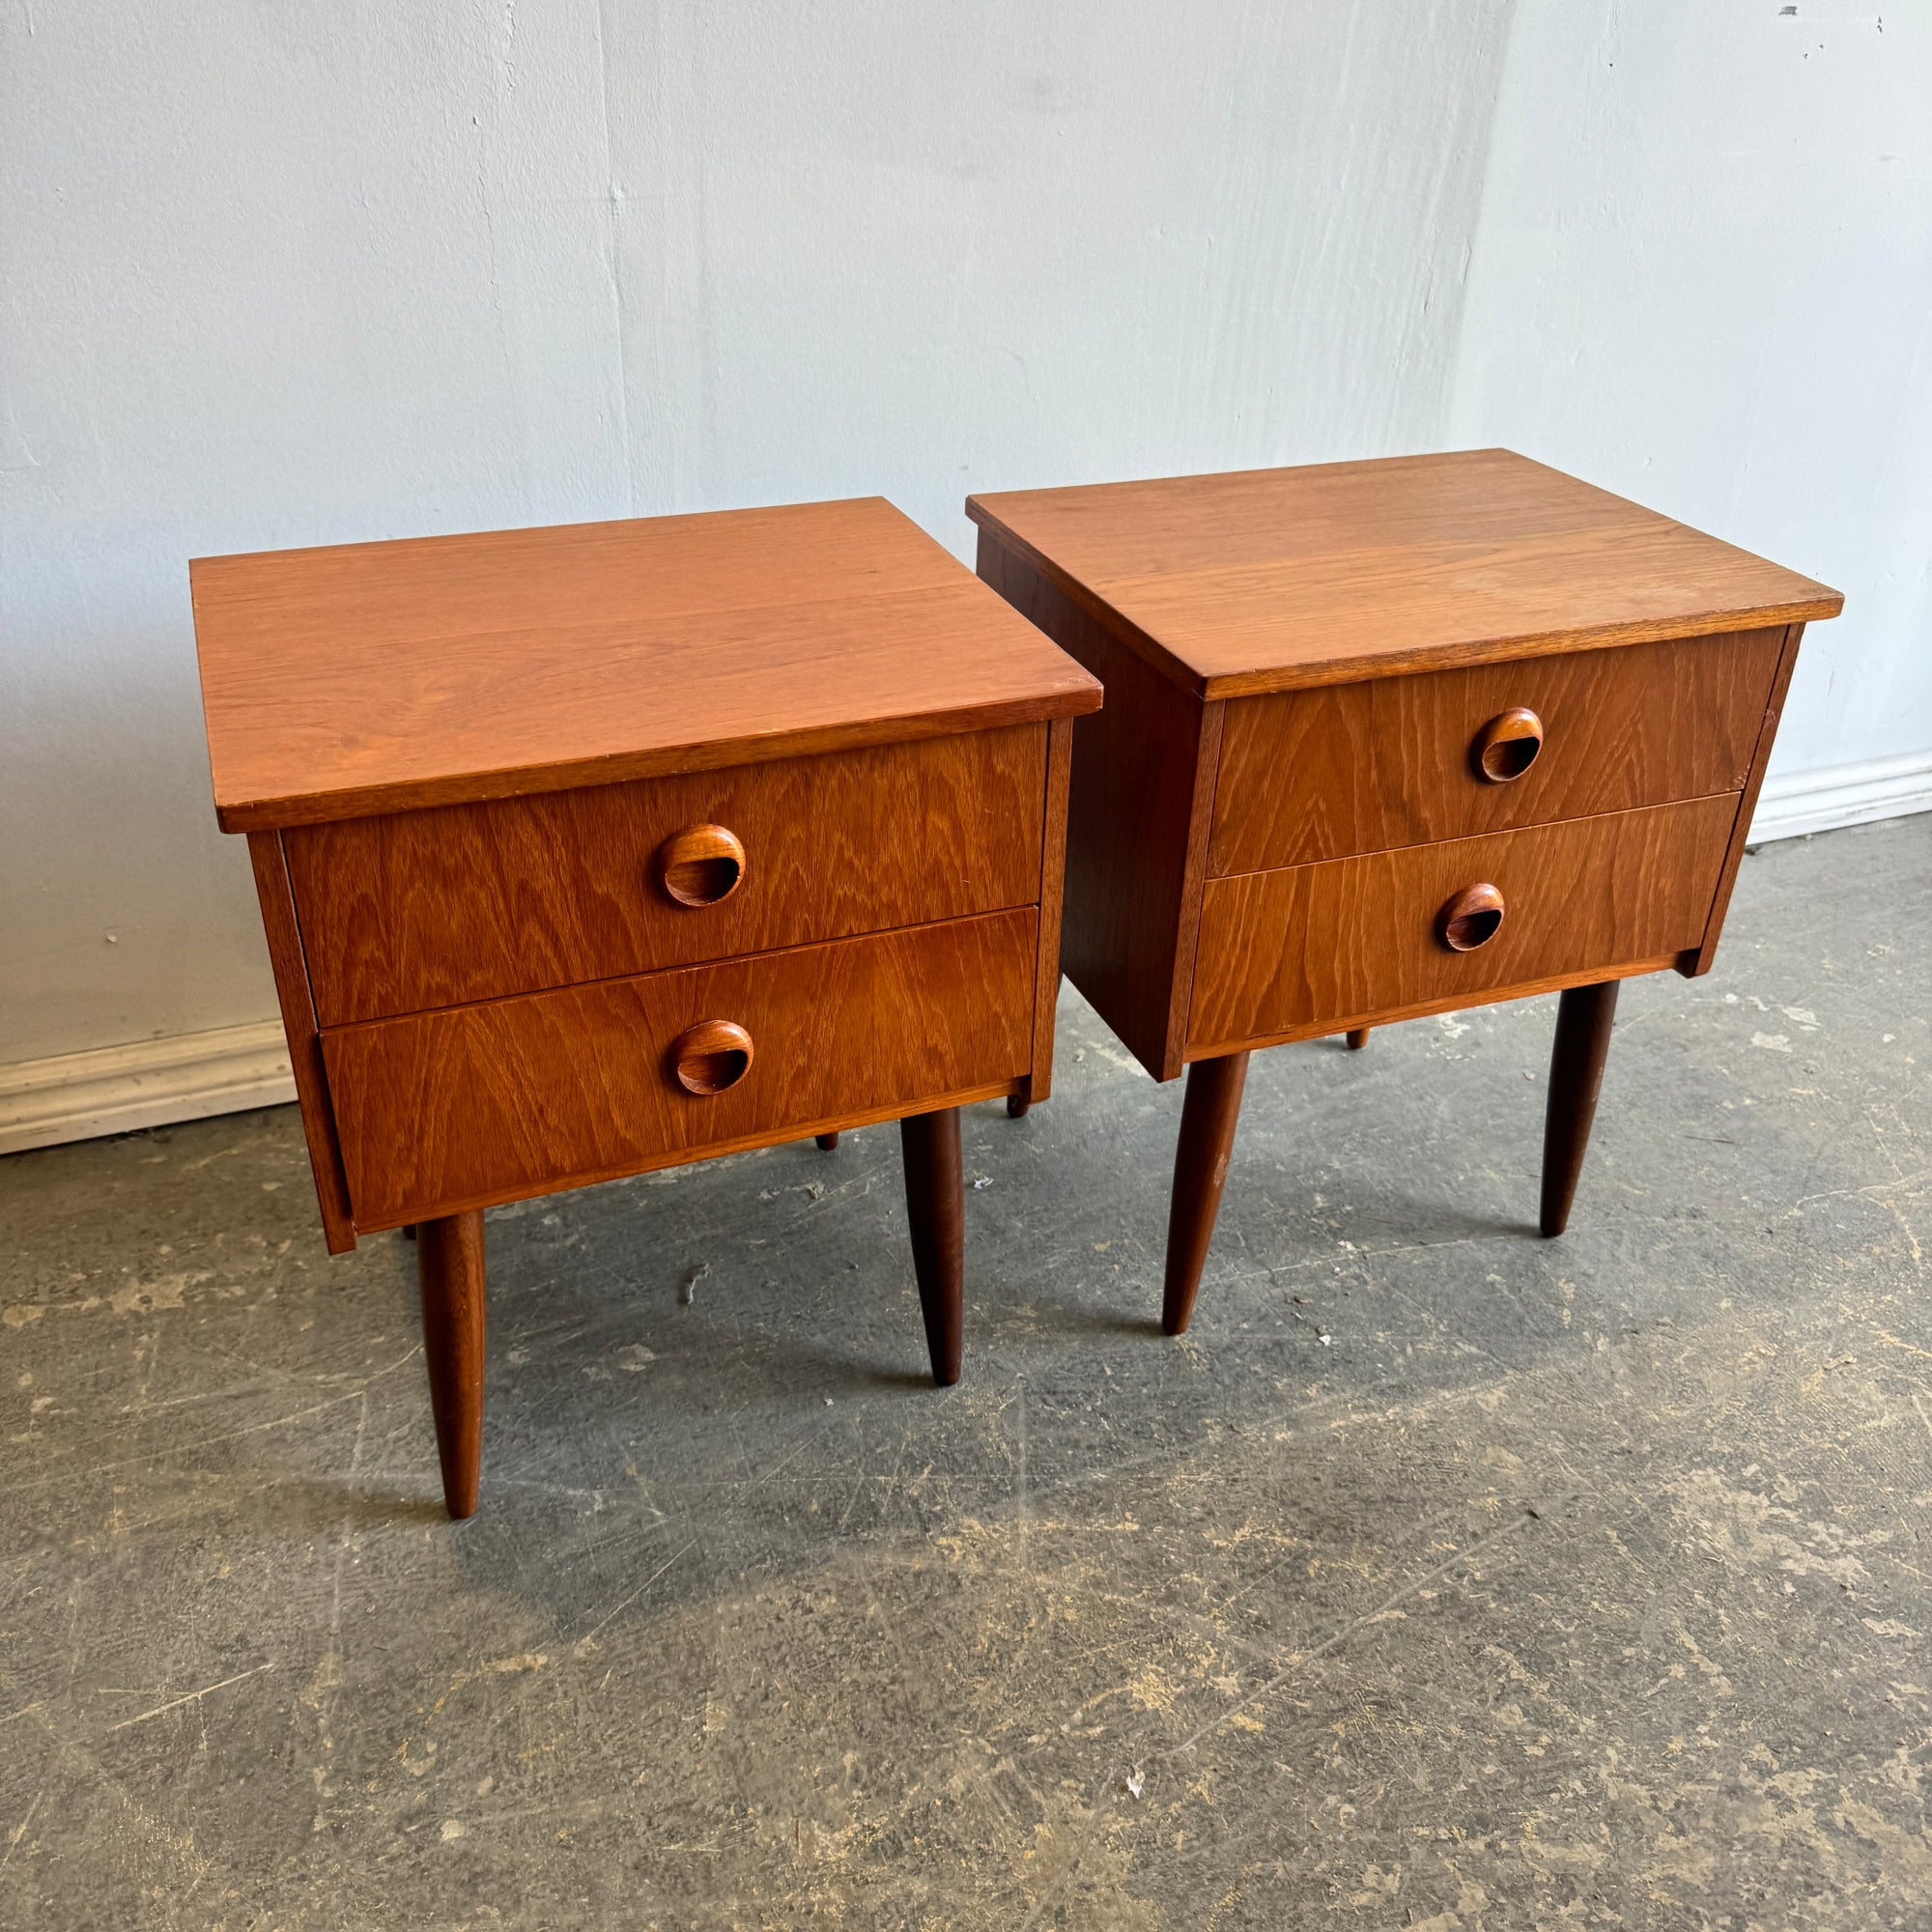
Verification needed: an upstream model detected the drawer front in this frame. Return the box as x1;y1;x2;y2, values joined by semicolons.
1189;795;1737;1052
1209;631;1780;874
289;724;1045;1025
324;909;1037;1226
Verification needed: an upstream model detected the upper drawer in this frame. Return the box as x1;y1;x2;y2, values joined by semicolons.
1208;630;1782;874
323;908;1037;1227
287;724;1045;1025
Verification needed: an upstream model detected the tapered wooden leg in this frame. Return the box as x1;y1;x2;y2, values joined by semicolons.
1162;1051;1250;1337
1346;1028;1371;1051
815;1131;840;1151
400;1223;417;1240
899;1107;963;1386
1541;980;1620;1237
417;1210;487;1519
1006;1091;1031;1119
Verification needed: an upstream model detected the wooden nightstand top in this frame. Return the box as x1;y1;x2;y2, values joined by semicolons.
968;449;1842;699
193;497;1101;831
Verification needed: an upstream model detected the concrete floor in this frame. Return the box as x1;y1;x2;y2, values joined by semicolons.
3;818;1929;1930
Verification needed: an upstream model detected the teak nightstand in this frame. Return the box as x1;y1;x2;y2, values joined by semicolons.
968;450;1842;1333
191;499;1101;1516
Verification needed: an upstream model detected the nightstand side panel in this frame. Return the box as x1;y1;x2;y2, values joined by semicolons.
245;831;356;1254
1684;622;1806;977
979;534;1218;1081
1022;715;1077;1105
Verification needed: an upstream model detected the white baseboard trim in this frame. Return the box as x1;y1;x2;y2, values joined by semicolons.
0;1021;295;1157
1749;749;1932;844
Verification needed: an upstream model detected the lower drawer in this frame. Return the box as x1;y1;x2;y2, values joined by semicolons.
324;909;1037;1226
1188;795;1738;1052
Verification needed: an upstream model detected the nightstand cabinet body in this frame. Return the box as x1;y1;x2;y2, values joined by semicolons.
969;451;1841;1332
194;499;1101;1515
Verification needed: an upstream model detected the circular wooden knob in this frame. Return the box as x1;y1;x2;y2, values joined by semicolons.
1473;707;1544;783
1437;882;1506;952
655;824;745;907
669;1019;754;1095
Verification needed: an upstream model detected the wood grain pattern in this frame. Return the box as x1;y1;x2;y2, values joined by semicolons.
287;726;1045;1025
1208;630;1784;873
245;831;356;1254
1019;713;1077;1109
1188;795;1738;1053
968;450;1841;698
192;497;1100;831
324;911;1037;1228
1685;623;1805;978
978;532;1221;1082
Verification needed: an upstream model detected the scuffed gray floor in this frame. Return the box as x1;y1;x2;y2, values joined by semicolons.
3;817;1929;1929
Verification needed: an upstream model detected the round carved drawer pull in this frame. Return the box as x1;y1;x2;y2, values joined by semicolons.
1473;707;1545;783
1438;882;1506;952
669;1019;754;1095
655;824;746;907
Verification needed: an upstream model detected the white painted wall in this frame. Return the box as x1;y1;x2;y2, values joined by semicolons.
2;1;1511;1077
3;0;1925;1127
1449;0;1932;797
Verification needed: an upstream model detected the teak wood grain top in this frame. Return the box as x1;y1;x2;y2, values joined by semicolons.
192;497;1101;830
967;449;1842;697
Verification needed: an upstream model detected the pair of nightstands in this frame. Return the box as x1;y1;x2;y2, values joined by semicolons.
193;453;1840;1517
